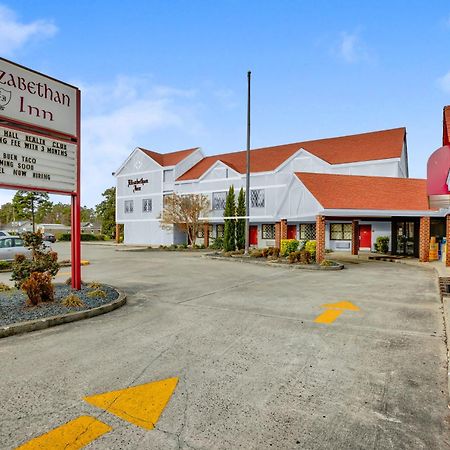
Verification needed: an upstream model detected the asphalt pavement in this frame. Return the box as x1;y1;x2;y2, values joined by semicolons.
1;243;449;449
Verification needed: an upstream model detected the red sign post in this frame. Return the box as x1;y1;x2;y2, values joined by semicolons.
0;57;81;289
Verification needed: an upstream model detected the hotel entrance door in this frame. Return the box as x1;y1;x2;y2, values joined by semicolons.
393;220;418;256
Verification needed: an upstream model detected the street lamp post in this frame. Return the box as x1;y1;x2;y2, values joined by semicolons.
244;71;251;255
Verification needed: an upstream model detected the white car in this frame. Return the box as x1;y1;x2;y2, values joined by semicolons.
0;231;11;238
0;236;32;261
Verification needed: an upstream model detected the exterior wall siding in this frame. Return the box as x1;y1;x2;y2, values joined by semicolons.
116;147;405;247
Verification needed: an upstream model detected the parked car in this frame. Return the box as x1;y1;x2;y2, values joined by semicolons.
43;233;56;243
0;236;32;261
0;231;11;238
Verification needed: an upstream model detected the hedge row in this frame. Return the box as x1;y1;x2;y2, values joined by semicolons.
58;233;106;241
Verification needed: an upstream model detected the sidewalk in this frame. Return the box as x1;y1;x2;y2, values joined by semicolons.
328;250;450;405
328;251;450;276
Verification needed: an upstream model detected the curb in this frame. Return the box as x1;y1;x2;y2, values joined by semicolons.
442;296;450;404
0;288;127;339
0;260;90;273
204;255;344;270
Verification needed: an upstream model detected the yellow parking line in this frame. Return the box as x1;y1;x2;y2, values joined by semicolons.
15;415;111;449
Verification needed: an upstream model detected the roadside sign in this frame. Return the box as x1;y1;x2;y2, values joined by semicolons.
0;124;76;193
0;57;78;137
0;57;81;289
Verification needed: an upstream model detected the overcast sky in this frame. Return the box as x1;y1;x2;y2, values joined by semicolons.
1;1;450;207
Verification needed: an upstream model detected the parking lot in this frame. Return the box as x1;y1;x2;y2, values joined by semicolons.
1;243;449;449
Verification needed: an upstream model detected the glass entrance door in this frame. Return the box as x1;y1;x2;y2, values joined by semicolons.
395;221;416;256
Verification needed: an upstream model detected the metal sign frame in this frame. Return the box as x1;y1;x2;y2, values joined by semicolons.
0;57;81;289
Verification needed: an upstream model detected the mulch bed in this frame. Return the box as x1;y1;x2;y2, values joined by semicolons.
205;252;343;270
0;284;119;327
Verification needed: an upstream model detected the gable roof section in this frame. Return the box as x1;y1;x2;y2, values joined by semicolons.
177;128;405;181
139;147;199;167
295;172;430;211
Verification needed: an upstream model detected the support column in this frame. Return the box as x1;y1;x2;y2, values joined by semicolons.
351;220;359;255
316;215;326;264
115;223;120;244
203;222;210;248
275;222;281;249
446;215;450;267
280;219;288;240
71;193;81;290
419;216;430;262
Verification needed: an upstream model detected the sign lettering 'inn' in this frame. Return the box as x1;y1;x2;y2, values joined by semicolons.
0;58;79;193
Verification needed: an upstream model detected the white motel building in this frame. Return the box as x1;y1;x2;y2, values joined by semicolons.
115;106;450;264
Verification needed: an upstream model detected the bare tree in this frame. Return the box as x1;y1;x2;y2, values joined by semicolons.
160;193;210;245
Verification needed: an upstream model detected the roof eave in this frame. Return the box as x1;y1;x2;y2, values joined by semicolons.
322;208;443;217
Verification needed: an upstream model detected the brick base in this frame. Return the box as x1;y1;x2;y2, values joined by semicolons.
275;222;281;249
316;215;326;264
419;216;430;262
351;220;359;255
203;222;210;248
280;219;287;241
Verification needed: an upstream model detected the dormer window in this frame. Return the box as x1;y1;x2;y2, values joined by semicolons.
251;189;265;208
212;191;227;210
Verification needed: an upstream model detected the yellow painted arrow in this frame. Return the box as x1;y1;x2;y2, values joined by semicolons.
15;416;111;450
314;301;360;324
320;301;360;311
84;377;178;430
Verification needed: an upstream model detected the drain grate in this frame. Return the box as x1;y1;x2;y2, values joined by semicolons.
439;277;450;297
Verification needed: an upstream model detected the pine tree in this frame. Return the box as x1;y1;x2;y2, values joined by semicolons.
223;185;236;251
236;188;246;250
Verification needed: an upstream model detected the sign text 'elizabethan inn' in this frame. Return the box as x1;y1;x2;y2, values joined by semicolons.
128;178;149;193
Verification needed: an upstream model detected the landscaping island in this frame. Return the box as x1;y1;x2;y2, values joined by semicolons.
0;231;125;338
205;251;344;270
0;282;126;338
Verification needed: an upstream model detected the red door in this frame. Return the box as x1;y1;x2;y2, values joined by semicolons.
287;225;297;239
359;225;372;249
249;226;258;245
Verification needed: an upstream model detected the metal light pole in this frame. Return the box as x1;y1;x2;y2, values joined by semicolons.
244;71;251;255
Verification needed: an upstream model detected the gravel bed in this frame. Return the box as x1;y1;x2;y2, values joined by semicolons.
0;284;119;327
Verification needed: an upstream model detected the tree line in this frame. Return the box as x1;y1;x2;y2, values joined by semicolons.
0;187;117;237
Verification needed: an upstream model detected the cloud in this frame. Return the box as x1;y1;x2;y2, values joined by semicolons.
213;88;239;109
79;76;204;206
335;30;370;63
0;4;57;56
437;71;450;93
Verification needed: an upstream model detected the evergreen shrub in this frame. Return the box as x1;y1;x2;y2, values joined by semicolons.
375;236;389;254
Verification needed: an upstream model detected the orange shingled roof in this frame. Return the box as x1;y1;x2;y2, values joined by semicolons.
296;172;431;211
177;128;405;181
140;147;198;166
443;106;450;146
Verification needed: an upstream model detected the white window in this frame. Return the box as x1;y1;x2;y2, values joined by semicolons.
216;224;224;238
124;200;134;214
251;189;265;208
142;199;152;213
330;223;352;240
212;192;227;210
197;224;213;238
299;224;316;240
262;224;275;239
